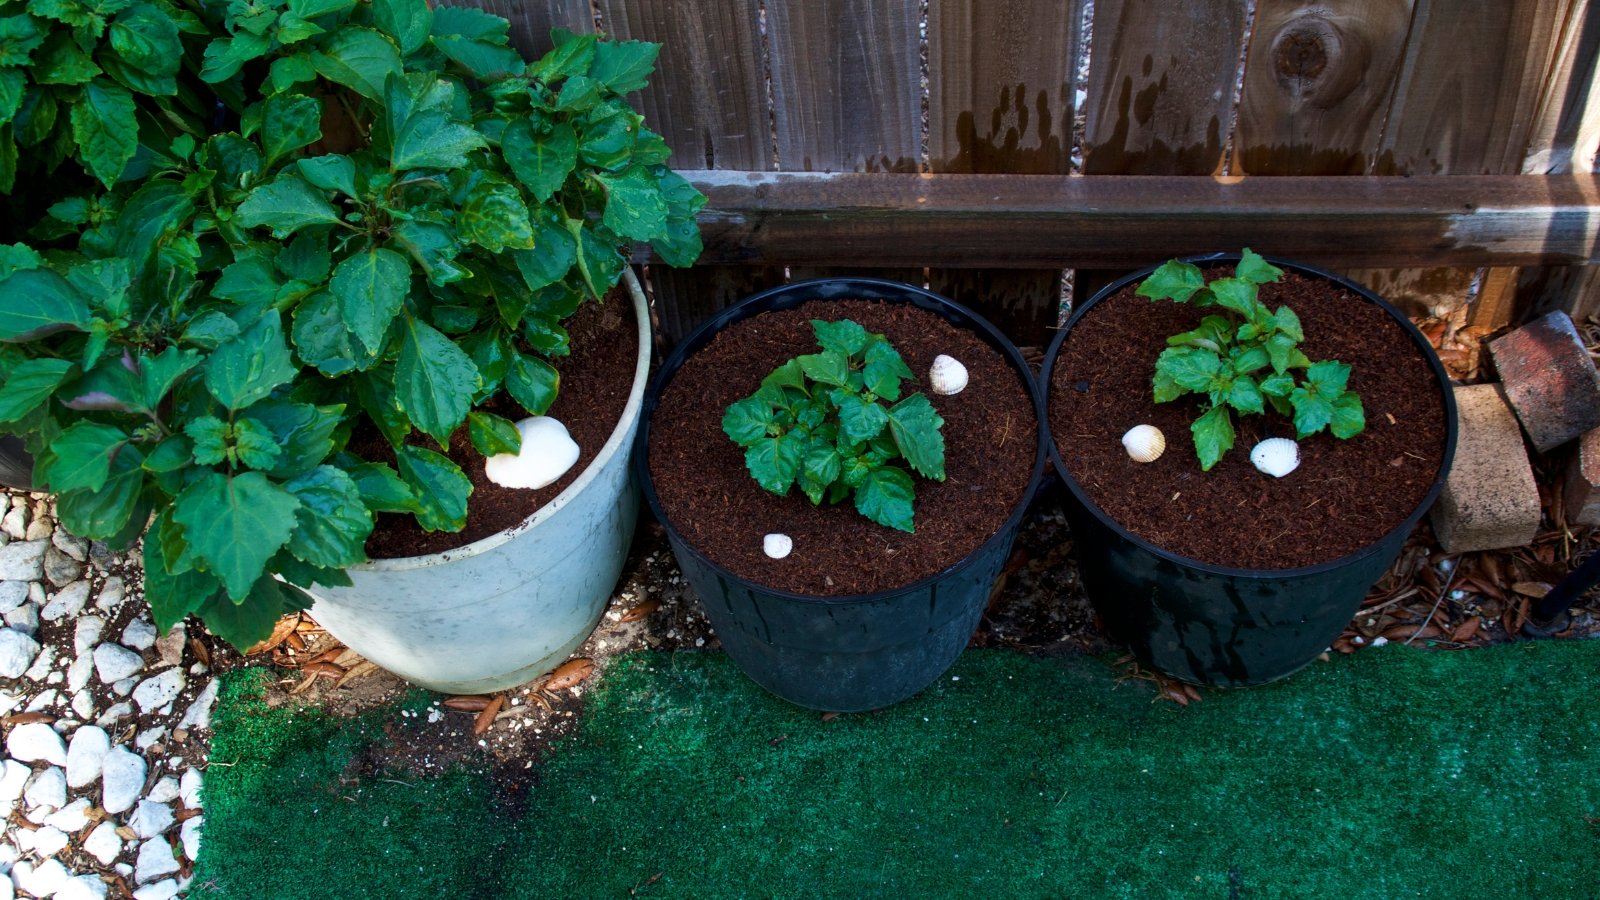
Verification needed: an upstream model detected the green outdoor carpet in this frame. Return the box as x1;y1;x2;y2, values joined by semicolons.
191;642;1600;898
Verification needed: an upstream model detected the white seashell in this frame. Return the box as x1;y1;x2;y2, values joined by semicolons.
928;355;968;395
1250;437;1300;478
1121;424;1166;463
763;533;793;559
483;416;581;489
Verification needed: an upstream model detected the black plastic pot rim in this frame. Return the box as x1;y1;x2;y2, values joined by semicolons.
639;276;1048;607
1039;251;1460;581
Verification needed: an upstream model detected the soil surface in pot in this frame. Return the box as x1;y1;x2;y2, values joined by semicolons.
1049;271;1447;570
649;299;1037;596
362;286;638;558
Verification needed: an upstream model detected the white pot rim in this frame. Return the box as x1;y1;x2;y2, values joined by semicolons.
352;267;651;572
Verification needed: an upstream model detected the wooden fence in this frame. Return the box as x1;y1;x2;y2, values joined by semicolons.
467;0;1600;349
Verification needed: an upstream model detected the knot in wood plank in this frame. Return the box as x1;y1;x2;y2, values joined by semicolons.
1270;13;1365;108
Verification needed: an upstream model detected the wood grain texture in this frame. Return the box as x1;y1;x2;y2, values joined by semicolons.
1082;0;1248;175
1525;0;1600;174
641;171;1600;268
452;0;592;59
765;0;922;173
1233;0;1415;175
646;265;784;351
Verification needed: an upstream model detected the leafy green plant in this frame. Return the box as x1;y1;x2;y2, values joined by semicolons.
0;0;704;649
721;320;945;533
1139;248;1365;470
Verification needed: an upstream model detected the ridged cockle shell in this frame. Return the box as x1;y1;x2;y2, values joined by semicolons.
1121;424;1166;463
1250;437;1300;478
929;355;968;395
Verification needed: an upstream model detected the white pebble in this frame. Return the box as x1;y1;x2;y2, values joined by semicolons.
0;759;30;807
101;746;147;814
94;643;144;684
762;533;793;560
0;627;39;679
928;354;968;395
132;880;178;900
134;837;180;884
12;859;69;898
43;798;92;832
83;821;122;866
7;722;67;765
180;816;203;862
147;776;181;805
128;799;175;840
66;725;111;789
132;669;185;714
55;875;108;900
121;617;158;652
483;416;580;490
23;766;66;813
1249;437;1301;478
39;580;89;622
29;826;68;858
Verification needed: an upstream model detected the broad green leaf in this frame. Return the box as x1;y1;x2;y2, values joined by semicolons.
240;400;343;477
292;290;370;376
0;71;21;128
430;5;523;78
205;311;297;411
1272;305;1303;341
1289;387;1334;437
396;444;470;532
172;470;301;600
761;359;806;393
331;247;410;354
532;31;595;80
589;40;659;93
372;0;432;55
506;353;558;415
297;154;358;197
521;315;568;357
651;216;704;269
1259;372;1295;398
554;75;600;111
143;512;222;632
260;92;322;166
105;4;182;95
277;232;331;283
854;465;915;532
354;372;410;446
182;311;240;350
0;16;44;68
233;418;282;470
1227;376;1265;415
0;241;41;276
1306;359;1352;401
1235;247;1284;285
69;78;137;186
67;258;131;318
501;117;575;202
185;416;230;466
745;434;802;495
392;218;467;285
1152;367;1182;403
886;393;946;480
385;71;485;170
288;0;356;18
862;339;913;401
344;460;419;513
396;315;480;443
142;435;191;473
1232;345;1270;375
197;579;312;651
571;216;625;299
797;351;849;388
461;179;535;252
34;31;101;85
268;54;317;93
44;421;126;493
283;465;371;568
237;172;343;238
271;549;352;590
802;440;842;499
511;214;576;290
213;254;282;307
832;389;889;443
1330;392;1366;439
578;107;636;170
204;133;263;188
811;319;868;357
137;345;200;409
466;410;521;456
722;397;773;446
1209;277;1259;320
462;330;511;396
1155;347;1221;393
199;31;271;83
1136;260;1206;303
1191;405;1234;472
56;444;144;539
0;358;72;423
309;27;401;101
1265;332;1296;374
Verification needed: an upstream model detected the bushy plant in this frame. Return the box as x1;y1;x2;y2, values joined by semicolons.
1139;249;1365;470
722;319;944;533
0;0;704;647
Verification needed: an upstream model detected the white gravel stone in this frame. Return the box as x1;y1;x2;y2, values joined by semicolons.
49;531;87;563
41;548;82;588
177;680;218;733
7;722;67;765
127;800;175;840
0;507;25;541
152;624;185;668
70;689;93;720
40;581;89;622
29;826;68;858
22;645;55;682
131;881;178;900
134;838;179;884
23;766;66;814
54;875;107;900
43;798;91;833
111;677;135;697
73;617;105;657
12;858;69;898
0;628;39;678
24;519;51;542
179;816;202;862
0;690;20;717
147;776;180;805
134;727;166;751
179;769;202;808
132;669;184;714
100;746;146;814
82;822;122;866
0;842;14;875
121;617;157;653
94;577;124;612
95;703;132;728
22;688;57;712
65;655;93;693
0;761;29;809
93;643;143;684
0;582;26;613
66;726;111;789
3;603;38;636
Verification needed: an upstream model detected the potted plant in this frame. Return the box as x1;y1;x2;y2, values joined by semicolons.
0;0;704;692
639;278;1046;712
1041;250;1458;686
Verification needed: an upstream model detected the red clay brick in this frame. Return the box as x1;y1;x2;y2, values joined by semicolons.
1488;310;1600;452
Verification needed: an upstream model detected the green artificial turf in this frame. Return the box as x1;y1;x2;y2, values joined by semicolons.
191;642;1600;898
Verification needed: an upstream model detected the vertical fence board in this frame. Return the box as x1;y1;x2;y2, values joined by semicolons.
925;0;1084;345
455;0;592;59
1232;0;1414;175
1081;0;1248;176
595;0;778;348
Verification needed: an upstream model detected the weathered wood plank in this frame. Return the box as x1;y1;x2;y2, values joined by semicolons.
1524;0;1600;175
453;0;592;60
640;171;1600;269
765;0;922;173
1083;0;1248;175
1233;0;1414;175
646;265;785;350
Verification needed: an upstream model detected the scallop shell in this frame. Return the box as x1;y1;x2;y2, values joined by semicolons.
763;533;794;559
1250;437;1300;478
928;355;968;395
1121;424;1166;463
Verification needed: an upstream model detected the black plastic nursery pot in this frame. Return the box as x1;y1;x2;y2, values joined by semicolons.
0;435;32;491
638;278;1047;712
1041;253;1458;687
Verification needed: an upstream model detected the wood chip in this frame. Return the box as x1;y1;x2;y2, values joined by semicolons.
335;661;380;689
545;658;595;692
301;661;345;678
284;631;307;653
444;695;493;712
1512;581;1553;599
820;711;839;722
288;672;320;695
115;826;137;841
3;712;55;726
1451;616;1482;641
331;648;364;668
618;598;660;623
243;616;300;656
473;695;505;736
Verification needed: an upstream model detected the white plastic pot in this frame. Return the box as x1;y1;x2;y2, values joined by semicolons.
306;269;651;694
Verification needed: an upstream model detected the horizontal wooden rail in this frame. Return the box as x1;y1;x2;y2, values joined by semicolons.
634;172;1600;269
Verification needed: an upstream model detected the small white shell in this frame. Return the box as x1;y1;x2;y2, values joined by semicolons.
928;355;968;395
1121;424;1166;463
763;533;793;559
483;416;580;489
1250;437;1300;478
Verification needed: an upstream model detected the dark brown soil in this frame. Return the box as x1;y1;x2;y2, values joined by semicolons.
1048;271;1448;570
648;299;1038;596
364;287;639;558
